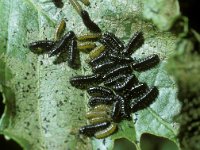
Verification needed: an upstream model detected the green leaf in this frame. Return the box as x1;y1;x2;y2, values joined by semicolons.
0;0;181;149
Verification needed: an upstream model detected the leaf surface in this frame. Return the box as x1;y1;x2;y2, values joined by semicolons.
0;0;181;149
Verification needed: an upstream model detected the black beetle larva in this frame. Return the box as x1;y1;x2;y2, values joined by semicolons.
88;96;114;106
115;94;130;119
124;83;148;100
111;101;121;122
99;38;119;54
109;53;134;63
130;86;159;112
70;74;102;89
94;123;117;139
87;86;114;97
102;63;133;80
122;31;144;55
104;32;124;49
88;50;108;67
29;40;55;54
52;0;64;8
79;121;110;136
80;10;101;33
53;50;68;64
131;54;160;71
92;59;117;74
67;39;80;69
111;74;138;92
103;74;127;87
100;32;124;51
49;31;75;56
55;19;66;40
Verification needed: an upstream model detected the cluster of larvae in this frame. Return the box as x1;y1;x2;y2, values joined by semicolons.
29;0;102;67
28;0;160;139
70;31;160;139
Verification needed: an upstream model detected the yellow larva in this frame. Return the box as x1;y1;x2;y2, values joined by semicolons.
89;45;105;59
93;104;110;111
94;123;117;139
88;116;111;124
55;19;66;40
80;0;90;6
77;33;102;42
77;42;96;53
69;0;82;15
85;111;108;119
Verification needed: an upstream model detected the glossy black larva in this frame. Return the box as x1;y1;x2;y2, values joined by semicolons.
130;86;159;112
115;94;130;119
52;50;68;64
103;74;127;87
49;31;75;56
124;83;148;100
104;32;124;50
88;50;108;67
80;10;101;33
132;54;160;71
79;121;111;136
67;39;80;69
99;38;121;55
70;74;102;89
87;86;114;97
108;53;134;63
99;37;113;51
29;40;55;54
111;101;121;122
88;96;114;106
99;32;124;52
122;31;144;55
52;0;64;8
92;59;117;74
111;74;138;92
102;63;133;80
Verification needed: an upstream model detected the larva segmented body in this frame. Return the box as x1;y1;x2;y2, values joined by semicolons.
79;122;110;136
87;86;114;97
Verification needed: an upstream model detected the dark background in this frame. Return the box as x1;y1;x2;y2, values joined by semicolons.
0;0;200;149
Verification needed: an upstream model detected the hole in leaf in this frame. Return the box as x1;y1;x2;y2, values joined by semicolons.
0;135;22;150
0;92;4;116
179;0;200;32
141;133;178;150
113;138;136;150
0;93;21;149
